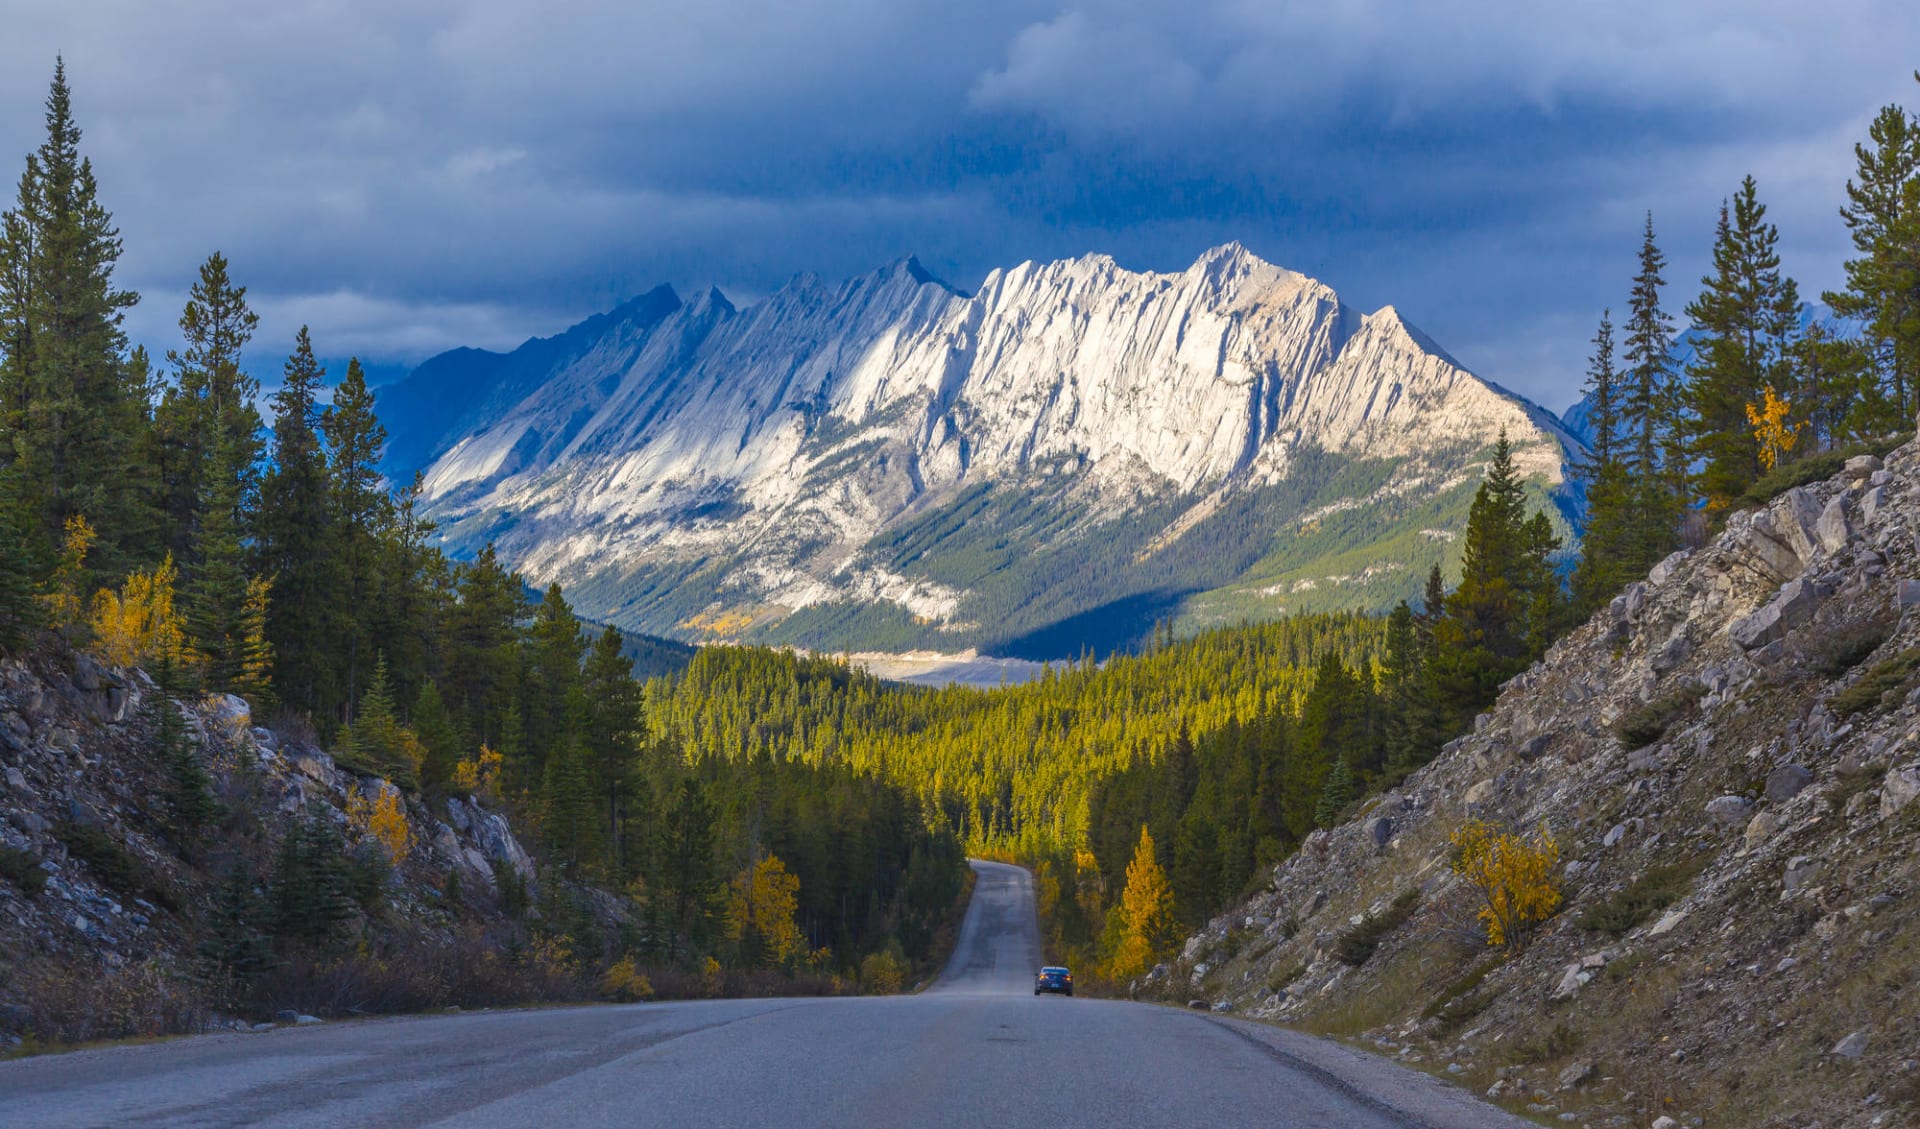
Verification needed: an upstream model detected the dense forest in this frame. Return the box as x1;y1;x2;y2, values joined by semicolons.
0;62;965;1001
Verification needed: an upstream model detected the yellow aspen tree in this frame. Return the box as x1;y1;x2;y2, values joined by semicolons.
727;853;805;967
1450;819;1561;949
1745;385;1803;473
42;515;96;633
88;554;192;670
347;786;415;865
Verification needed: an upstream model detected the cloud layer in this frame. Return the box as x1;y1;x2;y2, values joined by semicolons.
1;0;1911;409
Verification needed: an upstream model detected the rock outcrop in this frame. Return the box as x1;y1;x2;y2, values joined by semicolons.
1166;444;1920;1128
0;651;561;1049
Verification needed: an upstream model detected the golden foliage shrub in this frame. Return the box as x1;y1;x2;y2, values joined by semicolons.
88;554;193;670
347;786;415;865
1450;818;1562;949
600;956;654;1002
727;853;806;968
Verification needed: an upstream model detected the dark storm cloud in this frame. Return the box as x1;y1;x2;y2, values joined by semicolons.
0;0;1911;409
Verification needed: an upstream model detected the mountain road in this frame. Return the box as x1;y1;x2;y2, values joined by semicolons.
0;860;1530;1128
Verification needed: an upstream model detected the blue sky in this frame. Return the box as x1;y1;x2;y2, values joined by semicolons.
1;1;1913;413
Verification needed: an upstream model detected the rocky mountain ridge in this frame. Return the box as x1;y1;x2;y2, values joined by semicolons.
1162;440;1920;1128
399;245;1578;657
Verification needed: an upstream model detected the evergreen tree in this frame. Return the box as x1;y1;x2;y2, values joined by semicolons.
256;328;335;718
199;861;275;980
0;60;148;566
1621;213;1680;568
1573;311;1634;614
322;359;389;715
0;468;40;651
1685;178;1803;505
582;626;645;878
1314;754;1355;828
1826;85;1920;430
661;777;721;957
153;251;259;563
184;431;251;689
267;808;355;948
412;680;462;792
542;724;604;877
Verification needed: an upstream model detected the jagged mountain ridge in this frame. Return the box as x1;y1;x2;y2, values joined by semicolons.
404;244;1580;656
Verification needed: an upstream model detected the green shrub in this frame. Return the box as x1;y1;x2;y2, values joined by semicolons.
0;844;46;895
1814;620;1895;678
1335;888;1421;967
54;821;176;910
1612;685;1705;749
1266;960;1306;994
1733;436;1904;511
1830;648;1920;717
1576;858;1706;936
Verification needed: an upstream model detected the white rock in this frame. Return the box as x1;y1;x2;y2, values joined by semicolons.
1880;764;1920;818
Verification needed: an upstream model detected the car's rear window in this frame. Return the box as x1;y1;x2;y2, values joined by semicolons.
1042;967;1069;975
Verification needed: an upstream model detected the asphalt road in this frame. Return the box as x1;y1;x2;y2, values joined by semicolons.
0;860;1530;1128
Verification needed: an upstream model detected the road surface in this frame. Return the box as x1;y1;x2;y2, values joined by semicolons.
0;860;1529;1128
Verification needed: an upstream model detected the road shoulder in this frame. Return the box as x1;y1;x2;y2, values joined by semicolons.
1206;1014;1538;1129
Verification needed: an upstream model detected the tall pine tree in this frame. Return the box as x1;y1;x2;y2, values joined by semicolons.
1685;177;1803;506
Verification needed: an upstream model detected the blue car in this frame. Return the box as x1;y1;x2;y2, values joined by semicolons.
1034;966;1073;996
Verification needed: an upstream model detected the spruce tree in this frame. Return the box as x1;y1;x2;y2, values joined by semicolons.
322;359;389;715
1573;311;1633;614
1826;86;1920;430
0;468;40;651
1685;178;1804;505
1621;213;1679;568
0;60;148;566
184;432;251;690
256;328;336;718
154;252;259;562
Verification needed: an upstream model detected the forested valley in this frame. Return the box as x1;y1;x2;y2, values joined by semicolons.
3;55;1919;1038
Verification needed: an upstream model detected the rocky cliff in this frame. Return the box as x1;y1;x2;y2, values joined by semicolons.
0;650;574;1048
399;245;1578;656
1163;443;1920;1128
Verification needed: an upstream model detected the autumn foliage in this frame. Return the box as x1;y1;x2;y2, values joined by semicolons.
1109;825;1178;980
347;786;415;866
727;853;806;968
1745;385;1803;473
1450;819;1561;949
88;553;193;670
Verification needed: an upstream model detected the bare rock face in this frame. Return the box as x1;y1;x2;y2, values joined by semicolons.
1165;437;1920;1129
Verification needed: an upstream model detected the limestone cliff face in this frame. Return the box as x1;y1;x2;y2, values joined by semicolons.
1165;443;1920;1128
408;246;1575;650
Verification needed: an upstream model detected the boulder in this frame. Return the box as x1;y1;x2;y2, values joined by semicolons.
1831;1031;1869;1060
1765;764;1813;804
1816;495;1853;555
1844;454;1884;478
1556;1059;1595;1090
1517;734;1552;761
1774;487;1826;563
1648;550;1689;587
1784;856;1820;892
1902;580;1920;610
1463;779;1494;807
1861;486;1889;524
1743;810;1786;848
1602;823;1626;848
1704;795;1753;825
1363;816;1394;850
1728;578;1821;650
1880;764;1920;818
